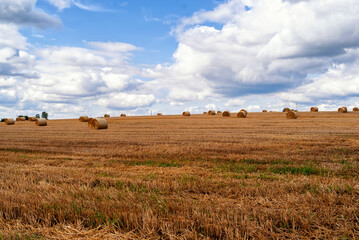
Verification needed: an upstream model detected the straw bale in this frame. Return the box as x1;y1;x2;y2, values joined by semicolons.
5;118;15;125
310;107;318;112
222;111;231;117
91;118;108;130
286;111;297;119
36;118;47;126
79;116;89;122
182;111;191;116
237;111;247;118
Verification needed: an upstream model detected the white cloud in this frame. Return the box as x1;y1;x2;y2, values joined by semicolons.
0;0;61;28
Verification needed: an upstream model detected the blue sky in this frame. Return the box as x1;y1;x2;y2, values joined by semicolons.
24;0;225;64
1;0;359;119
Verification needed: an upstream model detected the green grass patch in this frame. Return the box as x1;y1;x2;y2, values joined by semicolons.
269;165;321;175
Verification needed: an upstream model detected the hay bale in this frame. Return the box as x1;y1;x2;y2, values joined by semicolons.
157;113;162;116
237;111;247;118
36;118;47;126
222;111;231;117
240;109;247;114
294;110;299;112
182;111;191;116
208;110;216;115
79;116;89;122
353;107;359;112
310;107;318;112
338;107;348;113
16;117;26;121
284;108;291;113
104;114;110;118
286;111;297;119
88;118;94;127
5;118;15;125
90;118;108;130
121;114;126;117
28;117;37;121
203;112;207;114
217;111;222;114
262;110;268;112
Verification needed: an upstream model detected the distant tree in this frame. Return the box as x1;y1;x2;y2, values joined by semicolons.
41;111;48;120
0;118;5;122
36;114;40;119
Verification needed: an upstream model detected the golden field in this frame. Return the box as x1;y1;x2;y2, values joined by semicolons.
0;112;358;239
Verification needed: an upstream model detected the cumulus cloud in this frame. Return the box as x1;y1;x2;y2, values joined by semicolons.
148;0;359;107
0;0;61;28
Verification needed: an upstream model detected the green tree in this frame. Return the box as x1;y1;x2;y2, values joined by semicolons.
36;114;40;119
41;112;48;120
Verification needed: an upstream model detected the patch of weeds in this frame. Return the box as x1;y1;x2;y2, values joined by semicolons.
304;183;319;194
269;165;321;175
257;173;279;181
179;174;197;185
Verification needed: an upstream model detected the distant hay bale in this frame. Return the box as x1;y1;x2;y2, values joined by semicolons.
36;118;47;126
121;114;126;117
208;110;216;115
5;118;15;125
310;107;318;112
240;109;247;114
222;111;231;117
79;116;89;122
353;107;359;112
28;117;37;121
286;111;297;119
88;118;94;127
294;110;299;112
262;110;268;112
90;118;108;130
16;117;26;121
338;107;348;113
182;111;191;116
237;111;247;118
157;113;162;116
217;111;222;114
284;108;291;113
203;112;207;114
104;114;110;118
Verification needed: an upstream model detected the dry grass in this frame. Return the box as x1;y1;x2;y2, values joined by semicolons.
0;112;358;239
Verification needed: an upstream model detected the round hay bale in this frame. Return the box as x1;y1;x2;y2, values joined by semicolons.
5;118;15;125
182;111;190;116
240;109;247;114
208;110;216;115
121;114;126;117
217;111;222;114
338;107;347;113
203;112;207;114
79;116;89;122
294;110;299;112
310;107;318;112
262;110;268;112
353;107;359;112
237;111;247;118
36;118;47;126
104;114;110;118
284;108;291;113
222;111;231;117
28;117;37;121
88;118;94;127
91;118;108;130
286;111;297;119
16;117;26;121
157;113;162;116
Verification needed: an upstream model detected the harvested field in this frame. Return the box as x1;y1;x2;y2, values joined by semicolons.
0;112;358;239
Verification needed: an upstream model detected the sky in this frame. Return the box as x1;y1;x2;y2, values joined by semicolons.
1;0;359;119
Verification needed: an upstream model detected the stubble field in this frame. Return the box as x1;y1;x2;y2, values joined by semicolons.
0;112;358;239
